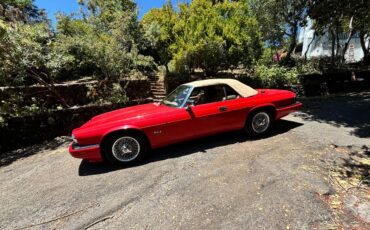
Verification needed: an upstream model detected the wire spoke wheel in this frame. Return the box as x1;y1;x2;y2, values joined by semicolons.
251;112;270;134
111;136;141;162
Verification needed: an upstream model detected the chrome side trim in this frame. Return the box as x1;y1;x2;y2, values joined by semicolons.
72;143;99;150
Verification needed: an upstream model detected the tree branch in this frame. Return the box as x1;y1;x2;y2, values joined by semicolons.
27;69;70;108
304;33;316;60
340;16;355;64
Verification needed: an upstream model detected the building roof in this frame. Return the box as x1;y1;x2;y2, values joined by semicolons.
183;79;257;98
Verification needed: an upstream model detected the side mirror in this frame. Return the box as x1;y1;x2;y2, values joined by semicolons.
226;95;237;100
185;100;194;111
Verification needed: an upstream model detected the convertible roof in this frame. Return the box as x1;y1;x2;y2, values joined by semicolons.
183;79;257;98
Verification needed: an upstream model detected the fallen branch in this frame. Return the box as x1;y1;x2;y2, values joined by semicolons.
346;175;370;192
328;168;346;191
84;215;114;229
14;203;97;230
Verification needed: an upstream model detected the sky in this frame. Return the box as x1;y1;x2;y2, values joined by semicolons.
34;0;183;25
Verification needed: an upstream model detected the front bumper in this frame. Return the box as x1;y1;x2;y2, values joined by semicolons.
276;102;303;120
68;143;104;163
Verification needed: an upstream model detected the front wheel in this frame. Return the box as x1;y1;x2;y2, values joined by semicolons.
102;133;147;166
245;111;273;137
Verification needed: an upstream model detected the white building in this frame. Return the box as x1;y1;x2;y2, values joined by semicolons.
298;19;369;63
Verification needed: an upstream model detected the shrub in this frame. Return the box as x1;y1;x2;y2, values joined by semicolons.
254;64;299;88
294;57;323;76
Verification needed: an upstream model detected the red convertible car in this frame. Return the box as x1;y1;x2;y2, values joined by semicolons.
69;79;302;165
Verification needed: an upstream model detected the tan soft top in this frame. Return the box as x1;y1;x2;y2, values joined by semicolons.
183;79;257;98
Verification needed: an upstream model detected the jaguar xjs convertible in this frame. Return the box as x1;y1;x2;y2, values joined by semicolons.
69;79;302;165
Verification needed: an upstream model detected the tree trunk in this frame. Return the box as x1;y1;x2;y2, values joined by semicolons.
304;33;316;61
359;30;369;57
341;30;354;64
335;23;340;59
165;63;169;74
284;22;297;65
340;16;355;64
330;29;336;67
27;70;70;108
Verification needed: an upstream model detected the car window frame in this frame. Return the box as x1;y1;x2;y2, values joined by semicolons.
180;86;195;108
186;84;233;107
162;85;193;108
222;84;240;100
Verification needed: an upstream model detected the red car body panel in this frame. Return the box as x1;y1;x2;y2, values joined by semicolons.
69;89;302;162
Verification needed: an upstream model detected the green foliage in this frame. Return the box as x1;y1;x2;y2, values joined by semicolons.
55;0;155;82
141;1;176;71
0;91;61;118
308;0;370;62
257;47;277;66
1;0;33;8
252;0;307;64
86;82;128;105
248;0;286;48
1;0;370;119
294;58;323;76
0;20;70;85
0;114;6;127
144;0;263;76
0;0;46;23
254;64;299;88
53;0;155;103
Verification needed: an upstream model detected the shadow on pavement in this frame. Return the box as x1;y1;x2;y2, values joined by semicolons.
0;136;69;167
78;119;303;176
342;145;370;187
296;92;370;138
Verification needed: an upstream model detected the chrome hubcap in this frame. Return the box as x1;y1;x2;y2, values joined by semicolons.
112;137;140;162
252;112;270;134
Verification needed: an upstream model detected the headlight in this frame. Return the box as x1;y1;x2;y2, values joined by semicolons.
71;134;78;144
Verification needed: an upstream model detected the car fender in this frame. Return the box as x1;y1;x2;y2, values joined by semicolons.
248;103;277;119
100;124;146;143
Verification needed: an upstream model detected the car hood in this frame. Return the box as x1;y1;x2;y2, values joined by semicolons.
80;102;172;128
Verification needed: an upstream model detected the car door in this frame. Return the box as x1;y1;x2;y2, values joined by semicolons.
188;84;248;137
220;85;251;130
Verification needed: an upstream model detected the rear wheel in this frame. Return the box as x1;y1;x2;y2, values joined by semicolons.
245;110;273;137
102;133;147;166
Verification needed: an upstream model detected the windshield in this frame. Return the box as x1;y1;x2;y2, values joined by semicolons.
162;85;192;108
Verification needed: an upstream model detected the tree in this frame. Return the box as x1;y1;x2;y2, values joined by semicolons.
170;0;262;76
351;0;370;62
0;0;71;107
252;0;307;65
0;0;46;23
54;0;154;103
0;21;71;107
141;0;176;73
248;0;286;49
308;0;370;64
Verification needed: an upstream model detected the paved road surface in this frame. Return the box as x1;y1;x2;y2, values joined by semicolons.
1;93;369;229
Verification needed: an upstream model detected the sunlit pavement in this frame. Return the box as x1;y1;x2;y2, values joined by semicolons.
1;92;369;230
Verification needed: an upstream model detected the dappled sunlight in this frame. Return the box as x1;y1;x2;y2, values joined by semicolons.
295;92;370;138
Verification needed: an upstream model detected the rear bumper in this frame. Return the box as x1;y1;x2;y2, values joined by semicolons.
68;143;104;163
276;102;302;120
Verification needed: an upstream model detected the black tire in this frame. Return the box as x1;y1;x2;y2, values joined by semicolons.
245;110;274;137
102;133;148;166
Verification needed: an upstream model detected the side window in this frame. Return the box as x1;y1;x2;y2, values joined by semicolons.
223;85;240;100
207;85;226;103
188;85;226;106
188;87;206;105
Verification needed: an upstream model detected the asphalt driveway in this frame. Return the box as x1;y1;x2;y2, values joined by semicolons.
1;92;369;230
